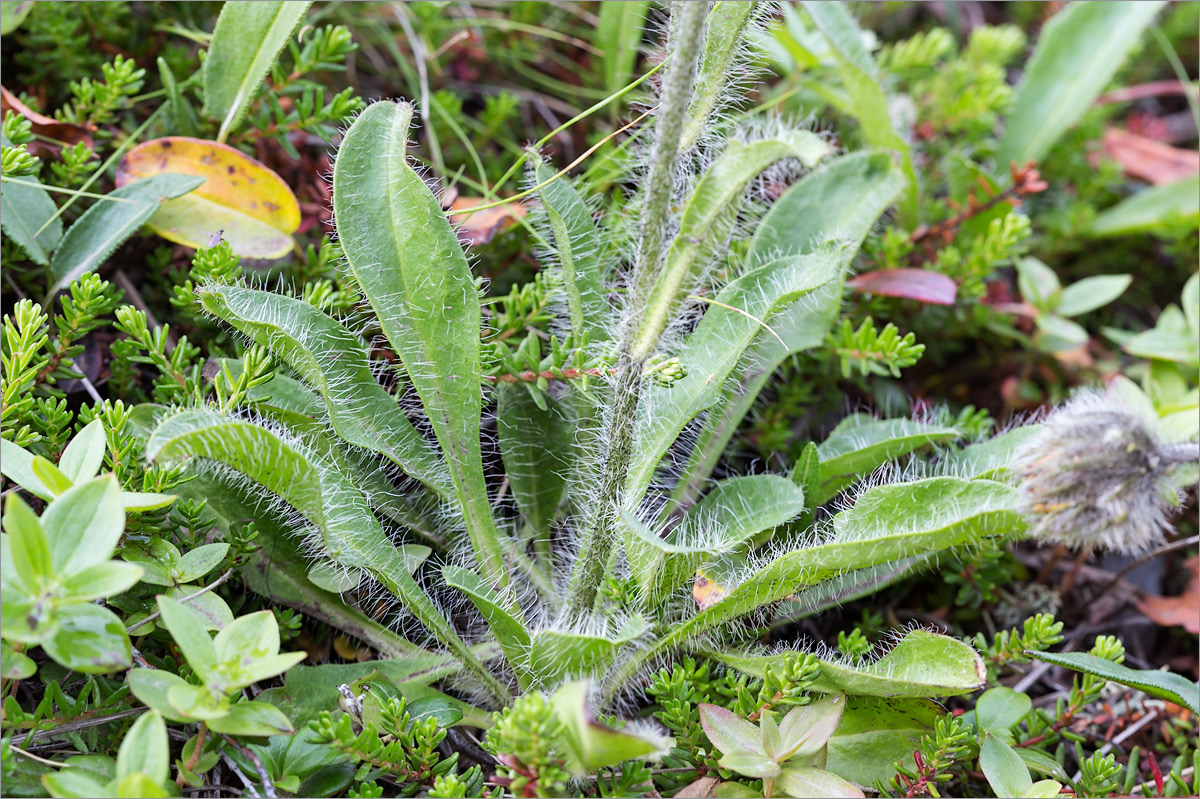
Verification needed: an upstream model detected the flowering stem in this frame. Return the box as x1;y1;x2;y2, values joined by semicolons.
565;1;707;618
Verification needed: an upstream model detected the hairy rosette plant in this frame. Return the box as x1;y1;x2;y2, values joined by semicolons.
135;5;1196;765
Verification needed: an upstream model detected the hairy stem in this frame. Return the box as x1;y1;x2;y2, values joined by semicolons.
566;1;708;617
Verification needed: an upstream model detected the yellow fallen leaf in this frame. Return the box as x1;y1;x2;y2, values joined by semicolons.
116;136;300;259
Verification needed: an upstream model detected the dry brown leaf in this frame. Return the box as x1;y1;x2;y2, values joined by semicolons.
449;196;527;245
1102;127;1200;186
1;85;95;151
1137;556;1199;634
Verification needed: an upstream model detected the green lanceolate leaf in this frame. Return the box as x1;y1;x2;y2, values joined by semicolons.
1026;651;1199;715
533;161;609;340
176;466;423;659
607;478;1018;699
628;248;845;504
675;153;905;508
443;564;533;690
631;131;832;360
595;0;650;99
42;474;125;575
198;284;452;496
679;1;759;152
996;0;1167;168
816;414;963;503
937;425;1042;480
48;173;204;298
0;171;62;266
673;474;806;550
716;630;986;698
1087;175;1199;238
801;3;918;225
57;419;106;484
205;0;313;143
145;407;510;703
333;100;507;585
497;383;573;539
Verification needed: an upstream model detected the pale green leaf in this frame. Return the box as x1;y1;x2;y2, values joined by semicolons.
41;603;131;674
60;561;144;602
633;132;832;359
628;249;845;504
0;437;55;500
550;680;671;773
206;699;295;737
533;161;610;340
0;172;62;266
116;711;169;786
1088;175;1200;238
48;173;204;298
817;415;961;502
680;1;758;151
145;408;509;703
57;419;106;484
157;595;219;682
1056;275;1132;317
204;1;313;142
443;564;533;690
997;1;1167;167
980;734;1033;799
42;475;125;575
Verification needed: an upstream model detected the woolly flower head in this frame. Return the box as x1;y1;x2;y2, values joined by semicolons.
1013;385;1199;554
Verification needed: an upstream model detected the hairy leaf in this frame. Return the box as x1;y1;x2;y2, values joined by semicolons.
48;174;204;297
145;408;509;702
198;284;452;497
628;249;844;503
333;100;507;584
632;131;832;359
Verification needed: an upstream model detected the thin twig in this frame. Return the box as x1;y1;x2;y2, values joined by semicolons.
127;569;235;634
27;707;146;743
221;752;262;799
10;745;67;767
221;736;275;799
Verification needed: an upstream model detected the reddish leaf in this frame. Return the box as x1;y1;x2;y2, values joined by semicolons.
1137;556;1199;635
847;269;957;306
449;197;527;246
1102;127;1199;186
1096;81;1194;105
1;85;94;152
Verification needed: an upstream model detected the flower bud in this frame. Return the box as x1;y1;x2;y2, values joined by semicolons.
1013;387;1199;554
